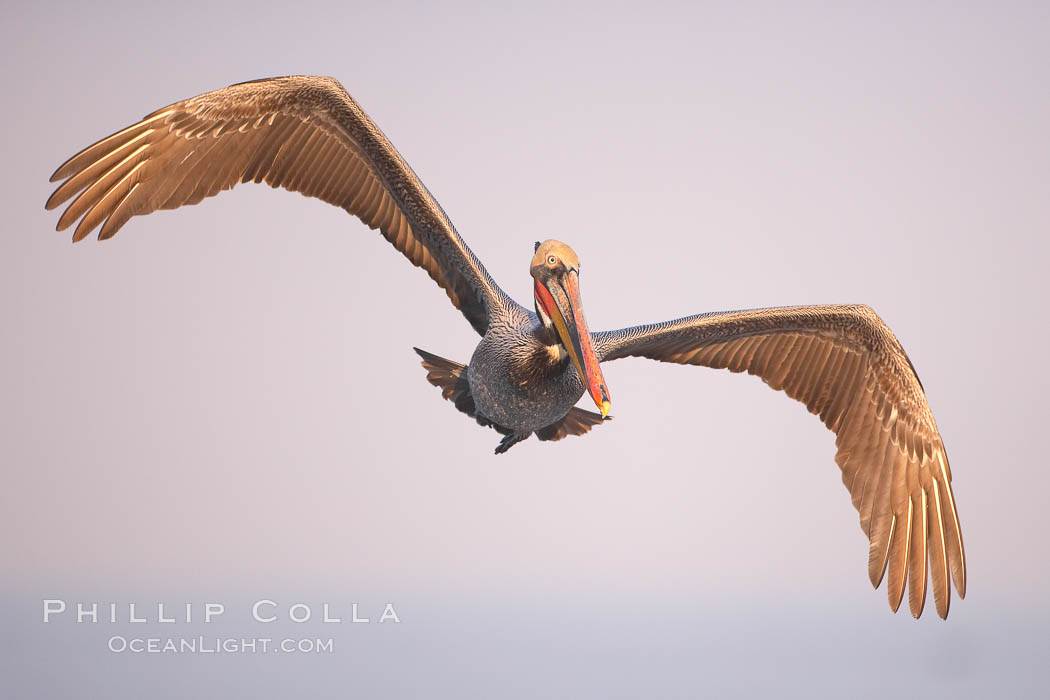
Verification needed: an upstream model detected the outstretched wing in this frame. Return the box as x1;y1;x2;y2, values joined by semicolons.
46;75;510;335
594;304;965;619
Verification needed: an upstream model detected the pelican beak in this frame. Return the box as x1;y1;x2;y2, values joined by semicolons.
535;269;611;417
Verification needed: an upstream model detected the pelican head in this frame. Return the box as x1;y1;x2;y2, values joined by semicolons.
531;240;611;417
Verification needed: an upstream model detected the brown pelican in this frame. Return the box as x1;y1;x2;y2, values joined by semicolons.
45;76;965;619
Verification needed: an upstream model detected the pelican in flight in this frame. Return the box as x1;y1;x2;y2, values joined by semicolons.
46;76;965;619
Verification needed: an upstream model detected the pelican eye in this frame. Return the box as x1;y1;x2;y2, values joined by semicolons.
547;255;558;265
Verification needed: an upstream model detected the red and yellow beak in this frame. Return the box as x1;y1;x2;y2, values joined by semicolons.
534;270;611;417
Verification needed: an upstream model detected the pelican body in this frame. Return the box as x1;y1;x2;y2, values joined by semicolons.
45;76;965;620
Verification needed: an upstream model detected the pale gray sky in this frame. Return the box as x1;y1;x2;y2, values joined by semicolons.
3;1;1049;697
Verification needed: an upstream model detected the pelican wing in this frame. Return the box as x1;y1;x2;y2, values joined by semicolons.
593;304;965;618
46;75;508;335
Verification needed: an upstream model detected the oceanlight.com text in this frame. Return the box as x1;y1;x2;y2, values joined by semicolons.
107;636;335;654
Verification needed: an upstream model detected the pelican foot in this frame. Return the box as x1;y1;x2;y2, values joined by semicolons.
494;432;530;455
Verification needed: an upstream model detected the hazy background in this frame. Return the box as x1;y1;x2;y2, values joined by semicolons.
3;0;1048;697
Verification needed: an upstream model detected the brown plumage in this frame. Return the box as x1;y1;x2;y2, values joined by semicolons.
593;305;965;618
46;75;965;619
45;75;511;335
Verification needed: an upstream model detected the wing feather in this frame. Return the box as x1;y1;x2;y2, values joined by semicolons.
908;489;929;617
928;479;951;618
865;437;898;587
887;506;910;612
